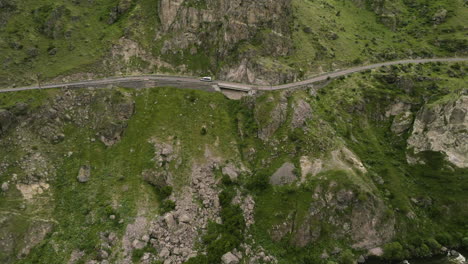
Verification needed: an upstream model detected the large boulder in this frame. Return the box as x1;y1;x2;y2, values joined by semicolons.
221;252;239;264
270;162;297;185
391;111;413;134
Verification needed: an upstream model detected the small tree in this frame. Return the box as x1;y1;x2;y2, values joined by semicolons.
383;242;406;261
340;250;355;264
462;237;468;250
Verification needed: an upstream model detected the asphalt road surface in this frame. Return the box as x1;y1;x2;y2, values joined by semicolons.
1;57;466;94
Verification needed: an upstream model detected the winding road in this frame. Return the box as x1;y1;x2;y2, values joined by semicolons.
1;57;466;94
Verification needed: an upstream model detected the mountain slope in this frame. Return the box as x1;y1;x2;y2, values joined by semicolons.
0;62;467;264
0;0;466;87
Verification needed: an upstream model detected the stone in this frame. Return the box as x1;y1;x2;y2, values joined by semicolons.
178;214;190;224
222;165;239;181
141;234;150;242
391;111;413;134
164;213;176;228
331;247;342;255
291;99;312;129
357;255;366;263
368;247;384;257
160;144;173;156
77;165;91;183
159;247;170;258
221;252;239;264
98;249;109;260
132;239;146;250
270;162;297;185
1;182;8;192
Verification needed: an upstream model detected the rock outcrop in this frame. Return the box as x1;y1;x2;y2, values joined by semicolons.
156;0;294;84
0;109;14;135
291;99;312;129
255;93;288;140
269;162;297;186
407;95;468;168
271;182;395;249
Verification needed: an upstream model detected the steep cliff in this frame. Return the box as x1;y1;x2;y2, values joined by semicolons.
1;0;467;87
155;0;295;84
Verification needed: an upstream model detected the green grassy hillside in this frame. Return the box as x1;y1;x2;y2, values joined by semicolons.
0;0;466;87
1;62;467;263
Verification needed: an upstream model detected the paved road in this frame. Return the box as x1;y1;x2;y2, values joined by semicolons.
1;57;466;94
256;57;468;90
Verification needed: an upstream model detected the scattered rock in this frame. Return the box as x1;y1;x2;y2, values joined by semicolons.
159;247;170;258
222;165;239;181
331;247;342;255
222;252;240;264
368;247;384;257
97;249;109;260
132;239;146;250
164;213;176;229
77;165;91;183
178;214;190;224
1;182;8;192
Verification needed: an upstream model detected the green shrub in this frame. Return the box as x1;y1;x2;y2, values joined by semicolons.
426;238;441;252
246;172;269;192
198;187;246;263
413;244;431;258
436;233;453;246
160;200;176;214
159;186;173;200
340;250;355;264
132;246;157;263
200;127;207;135
462;237;468;250
383;242;406;261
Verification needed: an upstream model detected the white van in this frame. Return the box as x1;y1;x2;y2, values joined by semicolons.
200;77;212;82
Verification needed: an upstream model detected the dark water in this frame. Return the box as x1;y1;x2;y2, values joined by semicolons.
366;249;467;264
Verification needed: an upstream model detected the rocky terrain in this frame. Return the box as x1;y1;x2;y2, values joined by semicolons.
0;0;467;87
0;0;467;264
0;62;467;264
